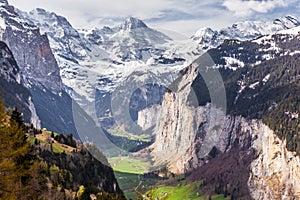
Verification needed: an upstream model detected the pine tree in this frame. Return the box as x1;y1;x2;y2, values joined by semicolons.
10;107;24;129
0;100;39;199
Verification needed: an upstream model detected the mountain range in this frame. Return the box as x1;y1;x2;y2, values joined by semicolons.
0;0;299;199
16;5;300;137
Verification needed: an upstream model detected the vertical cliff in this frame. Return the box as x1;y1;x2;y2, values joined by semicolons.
0;2;63;92
149;48;300;198
150;62;203;173
0;2;79;136
249;122;300;199
0;41;40;126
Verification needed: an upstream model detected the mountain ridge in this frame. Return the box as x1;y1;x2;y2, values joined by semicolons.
192;15;300;50
16;7;193;132
148;23;300;198
119;16;148;30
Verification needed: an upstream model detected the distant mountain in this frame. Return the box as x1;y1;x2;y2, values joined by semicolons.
119;17;148;30
18;8;188;92
92;16;172;62
17;9;195;133
192;15;300;50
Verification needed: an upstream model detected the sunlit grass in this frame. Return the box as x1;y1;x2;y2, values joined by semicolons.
109;156;149;174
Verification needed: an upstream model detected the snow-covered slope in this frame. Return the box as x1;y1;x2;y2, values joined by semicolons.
17;9;197;122
192;15;300;50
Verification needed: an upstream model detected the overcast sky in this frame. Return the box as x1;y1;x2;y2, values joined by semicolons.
8;0;300;36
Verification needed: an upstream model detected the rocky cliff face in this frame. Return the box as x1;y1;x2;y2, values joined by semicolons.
249;122;300;199
0;3;63;92
0;41;40;127
137;104;161;131
150;62;202;173
0;40;19;83
150;46;300;198
0;2;82;136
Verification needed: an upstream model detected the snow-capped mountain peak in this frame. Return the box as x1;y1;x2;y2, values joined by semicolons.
21;8;80;38
191;27;215;49
273;15;300;28
192;15;300;50
119;17;147;31
16;7;192;112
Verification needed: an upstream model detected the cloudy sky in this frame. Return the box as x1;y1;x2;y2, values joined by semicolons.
8;0;300;36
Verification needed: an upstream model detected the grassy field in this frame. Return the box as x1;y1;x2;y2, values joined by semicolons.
109;156;219;200
108;156;149;174
144;181;202;200
51;142;68;153
108;156;227;200
108;127;151;142
114;171;158;200
43;130;59;137
28;130;76;154
114;172;142;199
144;181;230;200
211;195;231;200
108;155;156;199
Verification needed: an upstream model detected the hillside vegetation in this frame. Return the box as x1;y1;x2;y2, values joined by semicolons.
190;49;300;155
0;99;125;200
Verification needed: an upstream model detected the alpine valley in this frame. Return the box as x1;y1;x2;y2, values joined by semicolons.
0;0;299;199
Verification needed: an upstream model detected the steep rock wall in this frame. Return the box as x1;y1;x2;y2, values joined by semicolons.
149;53;300;199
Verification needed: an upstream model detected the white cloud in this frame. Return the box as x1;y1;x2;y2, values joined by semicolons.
223;0;290;17
7;0;299;36
9;0;172;23
8;0;228;35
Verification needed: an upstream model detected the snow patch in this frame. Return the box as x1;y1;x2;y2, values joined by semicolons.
237;76;246;94
16;73;21;84
0;17;6;29
289;50;300;56
224;57;245;70
254;35;273;45
278;26;300;35
262;54;274;60
249;81;260;89
263;74;270;83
